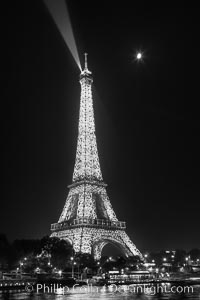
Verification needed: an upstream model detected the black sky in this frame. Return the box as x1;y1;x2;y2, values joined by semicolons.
1;1;199;252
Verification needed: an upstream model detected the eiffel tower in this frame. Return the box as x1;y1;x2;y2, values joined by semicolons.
51;54;143;260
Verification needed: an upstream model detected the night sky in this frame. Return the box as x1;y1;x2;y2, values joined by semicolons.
1;1;199;252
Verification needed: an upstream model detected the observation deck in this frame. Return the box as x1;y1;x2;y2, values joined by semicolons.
51;218;126;232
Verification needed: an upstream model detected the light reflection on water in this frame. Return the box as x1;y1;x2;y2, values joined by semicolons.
0;285;200;300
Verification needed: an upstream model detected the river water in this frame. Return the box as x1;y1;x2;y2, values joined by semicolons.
0;284;199;300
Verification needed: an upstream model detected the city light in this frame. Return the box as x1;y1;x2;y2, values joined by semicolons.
35;267;40;273
163;258;167;262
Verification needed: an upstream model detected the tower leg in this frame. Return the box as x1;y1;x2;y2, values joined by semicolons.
52;228;143;260
118;231;143;259
93;241;107;260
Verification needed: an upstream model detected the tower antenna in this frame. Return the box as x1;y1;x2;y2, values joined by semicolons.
84;52;88;70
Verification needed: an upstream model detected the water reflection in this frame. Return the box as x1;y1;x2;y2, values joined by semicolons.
0;284;199;300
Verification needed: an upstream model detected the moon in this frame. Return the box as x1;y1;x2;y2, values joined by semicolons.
136;52;142;60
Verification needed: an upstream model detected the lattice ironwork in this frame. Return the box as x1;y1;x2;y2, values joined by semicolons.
51;54;143;260
51;227;142;260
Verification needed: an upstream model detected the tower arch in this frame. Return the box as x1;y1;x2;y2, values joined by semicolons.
92;238;130;261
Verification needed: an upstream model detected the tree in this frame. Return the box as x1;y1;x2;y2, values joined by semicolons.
174;249;187;266
0;234;10;269
40;236;73;269
10;238;41;268
188;249;200;261
114;256;126;270
12;239;41;258
126;256;141;270
74;253;95;269
21;254;39;273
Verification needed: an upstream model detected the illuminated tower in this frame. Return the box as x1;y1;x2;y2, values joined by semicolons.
51;54;143;260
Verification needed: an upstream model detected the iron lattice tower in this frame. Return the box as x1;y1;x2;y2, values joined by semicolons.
51;54;143;260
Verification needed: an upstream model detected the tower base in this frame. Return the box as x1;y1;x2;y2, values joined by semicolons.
51;226;142;260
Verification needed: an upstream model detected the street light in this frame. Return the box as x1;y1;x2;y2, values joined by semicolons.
19;262;24;273
163;258;167;262
144;254;148;263
70;257;74;278
185;257;189;267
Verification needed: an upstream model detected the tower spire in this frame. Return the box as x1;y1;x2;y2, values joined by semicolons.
81;53;91;76
84;52;88;70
